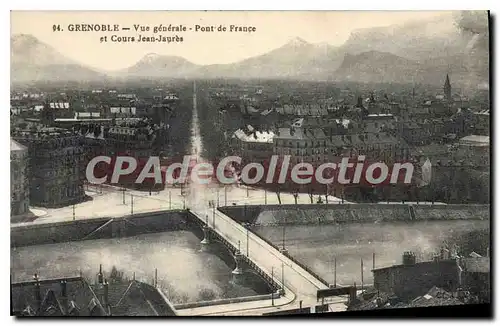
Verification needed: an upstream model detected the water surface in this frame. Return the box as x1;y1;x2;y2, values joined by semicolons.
252;220;489;285
11;230;260;304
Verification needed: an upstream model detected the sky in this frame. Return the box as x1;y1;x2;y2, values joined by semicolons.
11;11;452;71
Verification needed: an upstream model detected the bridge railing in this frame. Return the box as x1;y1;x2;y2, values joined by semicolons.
215;207;330;288
244;225;331;288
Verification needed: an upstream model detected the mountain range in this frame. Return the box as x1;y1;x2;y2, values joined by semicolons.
11;34;106;84
10;12;489;88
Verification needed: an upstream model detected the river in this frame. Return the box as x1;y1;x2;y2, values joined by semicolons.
11;230;260;304
252;220;489;286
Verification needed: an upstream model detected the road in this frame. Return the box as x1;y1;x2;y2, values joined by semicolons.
183;81;345;315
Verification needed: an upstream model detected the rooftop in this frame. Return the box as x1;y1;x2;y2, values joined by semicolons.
11;276;107;316
276;104;329;116
474;109;490;115
233;129;275;143
366;113;394;119
49;102;70;109
11;276;176;316
11;138;27;152
459;135;490;146
462;257;490;273
372;259;457;273
347;286;464;311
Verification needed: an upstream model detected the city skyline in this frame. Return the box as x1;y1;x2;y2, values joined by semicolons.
11;11;453;71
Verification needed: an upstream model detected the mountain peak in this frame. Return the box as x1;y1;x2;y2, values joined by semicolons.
11;34;40;46
286;37;309;47
139;53;163;63
144;52;161;59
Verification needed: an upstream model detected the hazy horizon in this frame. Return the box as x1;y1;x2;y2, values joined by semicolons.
11;11;454;71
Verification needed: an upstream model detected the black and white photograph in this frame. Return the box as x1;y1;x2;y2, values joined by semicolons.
9;10;491;317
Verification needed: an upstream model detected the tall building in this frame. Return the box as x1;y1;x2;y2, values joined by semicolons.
10;139;29;216
12;128;86;207
79;119;163;190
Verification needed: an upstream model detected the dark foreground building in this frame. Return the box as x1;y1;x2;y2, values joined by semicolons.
12;127;86;207
11;271;176;316
348;250;490;311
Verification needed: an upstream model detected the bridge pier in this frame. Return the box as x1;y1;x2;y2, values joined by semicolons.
232;251;245;283
200;226;211;252
111;219;126;238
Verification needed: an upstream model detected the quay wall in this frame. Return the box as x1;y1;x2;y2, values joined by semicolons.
11;204;490;247
412;204;490;221
11;210;189;248
219;204;490;226
174;292;277;310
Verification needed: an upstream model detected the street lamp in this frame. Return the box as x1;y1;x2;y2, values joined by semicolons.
281;215;287;253
271;266;275;306
216;188;220;207
334;257;337;288
131;194;134;215
245;224;249;256
281;262;285;293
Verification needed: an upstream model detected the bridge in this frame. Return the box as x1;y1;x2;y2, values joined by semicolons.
174;207;347;316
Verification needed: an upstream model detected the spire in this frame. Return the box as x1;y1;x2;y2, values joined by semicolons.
444;74;451;101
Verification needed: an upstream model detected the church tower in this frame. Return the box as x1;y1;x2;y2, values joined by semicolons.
444;74;451;102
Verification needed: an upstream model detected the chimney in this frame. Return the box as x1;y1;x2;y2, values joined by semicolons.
97;264;103;284
402;251;416;265
349;283;357;304
60;281;68;314
33;274;41;314
356;96;363;108
440;247;450;260
102;280;109;310
456;258;463;289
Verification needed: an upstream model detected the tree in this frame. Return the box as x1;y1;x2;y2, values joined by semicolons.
199;288;217;301
275;185;282;205
308;186;314;204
